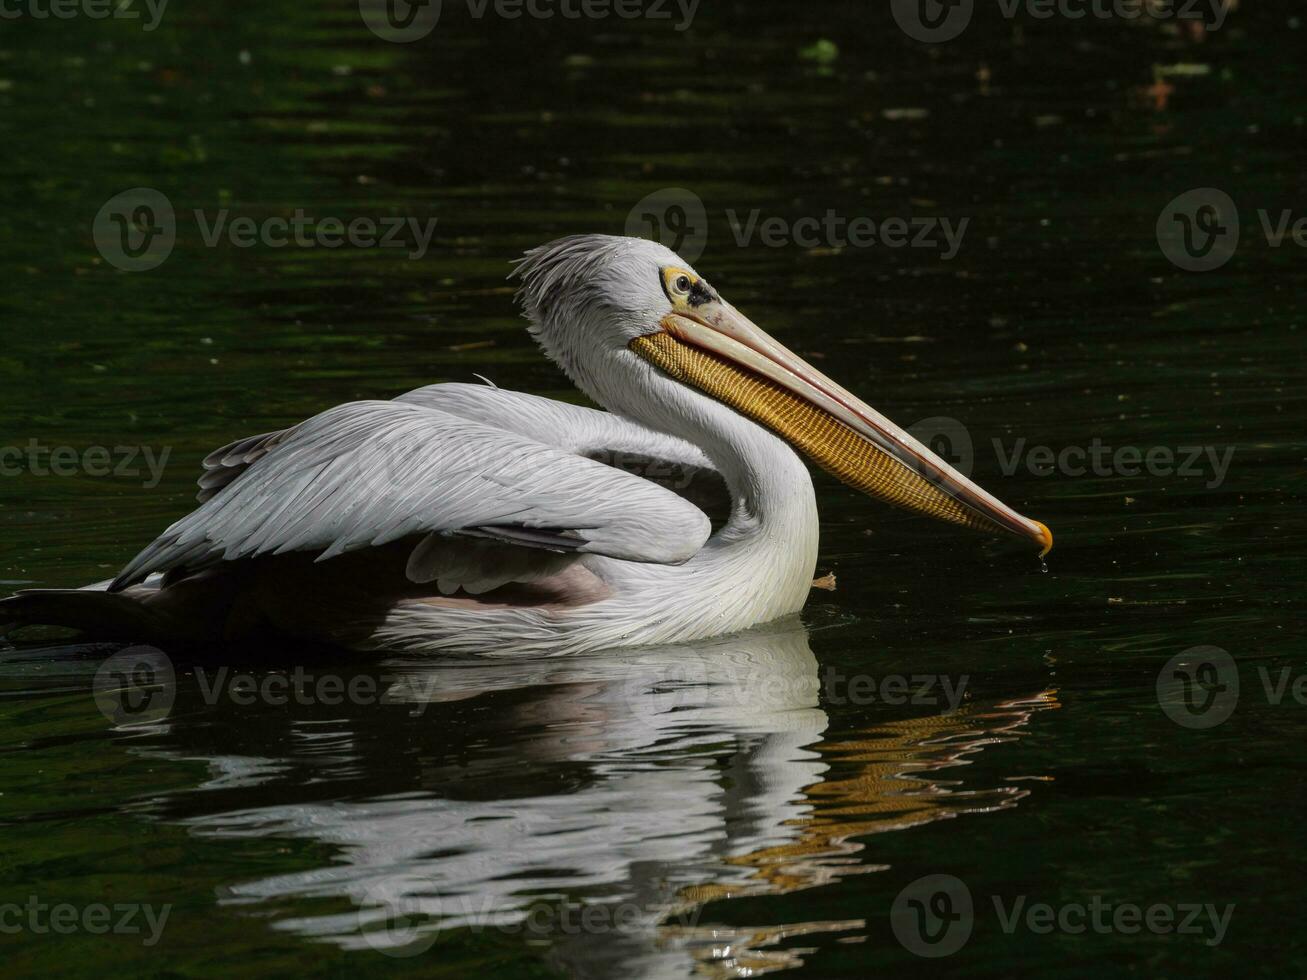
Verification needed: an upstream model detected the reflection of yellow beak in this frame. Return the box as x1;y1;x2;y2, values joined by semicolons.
630;302;1052;555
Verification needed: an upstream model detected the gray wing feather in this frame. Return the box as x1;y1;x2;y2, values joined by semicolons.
396;384;730;519
195;384;716;503
394;383;712;467
197;428;296;503
115;399;712;592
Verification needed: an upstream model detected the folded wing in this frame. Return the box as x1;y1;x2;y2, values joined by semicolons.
198;383;726;508
112;397;714;593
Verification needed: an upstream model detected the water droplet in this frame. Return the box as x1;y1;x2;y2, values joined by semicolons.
1038;556;1049;574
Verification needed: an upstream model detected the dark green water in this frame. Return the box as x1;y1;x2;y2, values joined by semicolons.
2;2;1305;976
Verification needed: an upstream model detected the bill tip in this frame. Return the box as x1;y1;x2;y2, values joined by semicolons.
1034;520;1054;557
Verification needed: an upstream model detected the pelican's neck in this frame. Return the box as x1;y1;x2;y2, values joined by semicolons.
526;342;823;641
695;405;816;540
604;383;822;636
548;337;820;613
619;380;819;553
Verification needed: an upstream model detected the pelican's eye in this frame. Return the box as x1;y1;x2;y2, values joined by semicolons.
662;266;718;309
662;266;696;301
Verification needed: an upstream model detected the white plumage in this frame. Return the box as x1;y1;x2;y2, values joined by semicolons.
1;234;1048;655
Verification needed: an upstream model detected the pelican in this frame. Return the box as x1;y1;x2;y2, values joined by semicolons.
0;235;1051;656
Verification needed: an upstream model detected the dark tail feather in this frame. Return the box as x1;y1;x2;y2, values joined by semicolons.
0;589;171;643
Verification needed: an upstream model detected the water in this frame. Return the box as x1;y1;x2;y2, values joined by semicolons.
2;3;1305;977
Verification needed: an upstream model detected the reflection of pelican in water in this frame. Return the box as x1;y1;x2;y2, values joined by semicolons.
2;236;1050;656
153;624;1057;978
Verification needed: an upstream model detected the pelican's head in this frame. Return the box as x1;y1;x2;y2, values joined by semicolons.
514;234;1051;555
